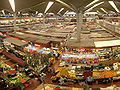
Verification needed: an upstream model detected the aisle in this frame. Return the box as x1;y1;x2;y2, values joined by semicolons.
35;83;83;90
53;60;60;71
35;83;120;90
24;79;41;90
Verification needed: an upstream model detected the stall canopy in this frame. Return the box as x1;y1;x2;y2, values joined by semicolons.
94;40;120;48
3;37;28;47
66;39;95;48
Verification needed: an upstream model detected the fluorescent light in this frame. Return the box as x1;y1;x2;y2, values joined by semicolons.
58;8;64;14
9;0;15;12
86;2;104;12
66;12;76;15
109;1;119;12
44;2;54;13
86;0;99;8
85;12;98;14
100;8;108;13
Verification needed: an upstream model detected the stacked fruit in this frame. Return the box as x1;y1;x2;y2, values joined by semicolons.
98;70;117;79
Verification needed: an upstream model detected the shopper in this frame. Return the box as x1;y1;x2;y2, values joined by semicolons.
59;77;65;85
86;76;93;85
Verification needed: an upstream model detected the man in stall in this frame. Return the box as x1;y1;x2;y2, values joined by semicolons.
86;75;93;85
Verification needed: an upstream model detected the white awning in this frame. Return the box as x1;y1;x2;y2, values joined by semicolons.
94;40;120;47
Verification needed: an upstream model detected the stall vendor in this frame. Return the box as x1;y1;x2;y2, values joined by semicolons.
86;76;93;85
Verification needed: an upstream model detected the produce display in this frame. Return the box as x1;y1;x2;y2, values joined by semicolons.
98;70;117;79
0;61;30;89
55;67;70;78
52;61;120;84
93;69;117;79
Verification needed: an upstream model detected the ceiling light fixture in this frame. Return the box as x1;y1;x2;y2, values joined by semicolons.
2;10;5;15
86;2;104;12
64;10;69;15
8;0;15;12
18;12;20;15
58;8;64;14
86;0;99;8
100;8;108;13
44;2;54;13
97;10;100;13
36;11;38;14
109;1;119;12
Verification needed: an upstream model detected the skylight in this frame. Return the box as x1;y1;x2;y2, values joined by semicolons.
58;8;64;14
109;1;119;12
86;2;104;12
86;0;99;8
9;0;15;12
100;8;108;13
44;2;54;13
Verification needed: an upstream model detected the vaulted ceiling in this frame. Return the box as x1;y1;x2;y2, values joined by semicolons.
0;0;120;14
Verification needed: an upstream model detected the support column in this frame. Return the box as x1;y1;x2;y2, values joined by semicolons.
43;13;46;26
76;12;83;42
13;12;16;33
55;15;58;24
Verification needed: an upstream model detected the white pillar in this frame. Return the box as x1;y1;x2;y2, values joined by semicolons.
76;12;83;42
55;15;58;24
43;13;46;26
13;12;16;33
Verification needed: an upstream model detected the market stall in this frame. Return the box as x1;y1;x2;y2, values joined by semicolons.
94;40;120;61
